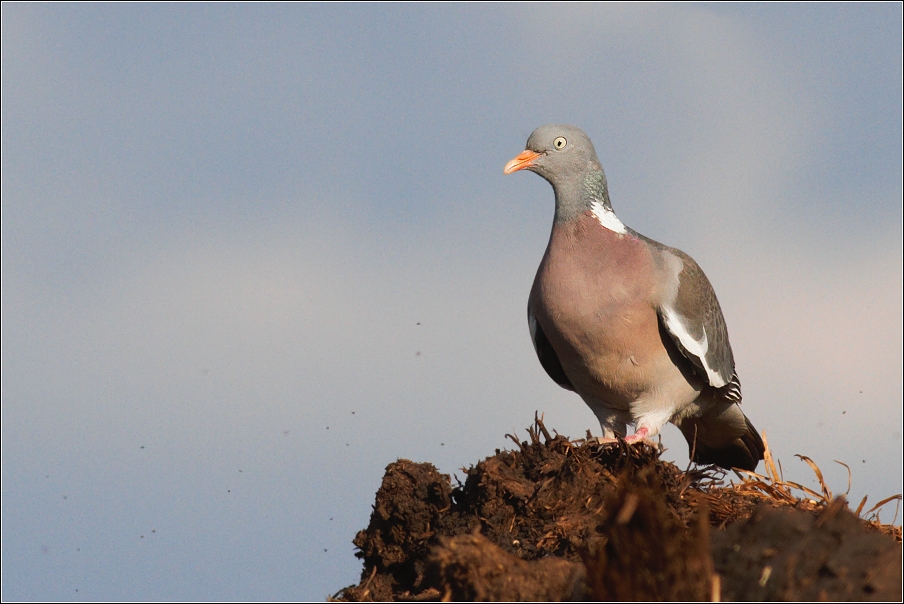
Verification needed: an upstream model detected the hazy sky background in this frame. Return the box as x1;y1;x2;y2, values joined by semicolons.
3;4;902;601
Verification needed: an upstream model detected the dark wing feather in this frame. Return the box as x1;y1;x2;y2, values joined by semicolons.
528;307;574;391
653;246;736;390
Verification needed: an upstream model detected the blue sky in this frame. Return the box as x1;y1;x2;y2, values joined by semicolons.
2;4;902;601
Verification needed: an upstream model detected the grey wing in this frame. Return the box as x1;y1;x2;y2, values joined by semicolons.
655;248;738;397
528;304;575;392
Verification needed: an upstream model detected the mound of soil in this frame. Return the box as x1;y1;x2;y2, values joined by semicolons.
334;420;901;602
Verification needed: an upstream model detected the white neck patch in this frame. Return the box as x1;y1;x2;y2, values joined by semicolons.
590;201;627;234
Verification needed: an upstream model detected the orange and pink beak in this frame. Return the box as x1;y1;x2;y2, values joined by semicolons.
503;150;542;175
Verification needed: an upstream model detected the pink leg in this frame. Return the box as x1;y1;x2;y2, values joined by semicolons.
597;426;655;446
624;426;650;443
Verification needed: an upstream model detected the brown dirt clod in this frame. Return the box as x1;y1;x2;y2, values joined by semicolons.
334;418;902;602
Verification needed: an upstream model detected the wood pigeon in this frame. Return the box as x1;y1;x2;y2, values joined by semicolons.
505;124;764;471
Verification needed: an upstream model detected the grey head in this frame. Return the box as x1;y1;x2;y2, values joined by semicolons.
504;124;613;222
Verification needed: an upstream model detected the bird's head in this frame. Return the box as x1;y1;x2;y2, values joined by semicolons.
504;124;611;221
504;124;602;180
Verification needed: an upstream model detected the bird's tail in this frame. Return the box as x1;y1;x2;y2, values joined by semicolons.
677;402;765;472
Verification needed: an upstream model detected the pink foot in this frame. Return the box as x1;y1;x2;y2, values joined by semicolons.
624;426;650;443
624;427;658;446
597;427;656;446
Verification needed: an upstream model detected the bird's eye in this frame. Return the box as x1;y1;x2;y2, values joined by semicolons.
553;136;567;150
